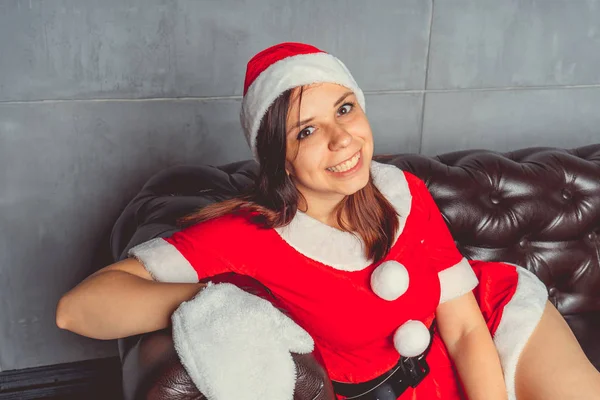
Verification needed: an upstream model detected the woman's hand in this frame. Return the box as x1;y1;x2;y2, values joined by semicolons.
436;291;508;400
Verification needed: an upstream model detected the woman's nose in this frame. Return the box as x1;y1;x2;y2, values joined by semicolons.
328;127;352;152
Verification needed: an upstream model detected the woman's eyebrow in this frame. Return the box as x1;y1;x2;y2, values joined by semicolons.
334;91;354;107
286;91;355;135
287;116;314;135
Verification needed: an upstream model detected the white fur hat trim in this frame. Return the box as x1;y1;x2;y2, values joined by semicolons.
393;320;431;358
370;261;410;301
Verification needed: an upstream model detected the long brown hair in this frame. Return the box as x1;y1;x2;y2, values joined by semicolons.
180;88;399;263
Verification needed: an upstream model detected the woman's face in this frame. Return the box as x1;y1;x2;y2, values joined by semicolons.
285;83;374;208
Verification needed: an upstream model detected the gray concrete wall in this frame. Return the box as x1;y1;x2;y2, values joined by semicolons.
1;0;599;371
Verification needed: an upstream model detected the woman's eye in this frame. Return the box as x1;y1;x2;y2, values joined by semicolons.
297;126;315;140
338;102;354;116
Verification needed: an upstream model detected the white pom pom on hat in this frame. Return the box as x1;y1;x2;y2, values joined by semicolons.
370;261;410;301
393;320;431;358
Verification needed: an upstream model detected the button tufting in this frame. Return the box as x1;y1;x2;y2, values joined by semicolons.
588;232;597;241
519;238;528;248
548;287;558;297
561;188;572;200
490;193;501;205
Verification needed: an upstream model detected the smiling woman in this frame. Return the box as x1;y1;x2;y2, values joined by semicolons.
56;42;600;400
284;85;373;205
181;80;399;263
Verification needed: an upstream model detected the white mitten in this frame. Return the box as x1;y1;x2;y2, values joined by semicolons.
171;282;314;400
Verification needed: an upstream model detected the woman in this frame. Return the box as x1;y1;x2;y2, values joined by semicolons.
56;43;600;400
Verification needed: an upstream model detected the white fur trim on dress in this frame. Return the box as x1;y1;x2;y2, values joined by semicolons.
171;283;314;400
241;52;366;160
128;238;198;283
492;264;548;400
275;162;411;271
437;258;479;304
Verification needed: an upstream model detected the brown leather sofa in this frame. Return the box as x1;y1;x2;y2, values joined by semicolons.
111;144;600;400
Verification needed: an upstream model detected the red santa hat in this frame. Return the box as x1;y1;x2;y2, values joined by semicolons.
240;42;366;160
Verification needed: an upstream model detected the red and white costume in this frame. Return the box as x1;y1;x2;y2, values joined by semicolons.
129;42;548;400
130;161;548;400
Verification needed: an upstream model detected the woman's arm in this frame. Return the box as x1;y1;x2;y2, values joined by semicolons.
436;291;507;400
56;258;205;340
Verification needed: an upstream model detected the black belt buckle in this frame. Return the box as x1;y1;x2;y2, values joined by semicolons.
399;355;430;388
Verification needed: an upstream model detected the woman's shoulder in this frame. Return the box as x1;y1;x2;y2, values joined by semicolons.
371;161;429;207
371;161;425;189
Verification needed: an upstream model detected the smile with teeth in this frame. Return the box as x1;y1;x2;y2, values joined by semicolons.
327;152;361;173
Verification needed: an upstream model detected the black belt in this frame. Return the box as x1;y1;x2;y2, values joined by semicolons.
332;322;435;400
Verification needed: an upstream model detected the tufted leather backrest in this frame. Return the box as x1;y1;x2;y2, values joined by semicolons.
110;144;600;396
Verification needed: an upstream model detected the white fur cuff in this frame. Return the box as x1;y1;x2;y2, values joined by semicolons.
438;258;479;304
171;283;314;400
128;238;198;283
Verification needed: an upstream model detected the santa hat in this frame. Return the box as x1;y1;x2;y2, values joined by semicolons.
240;42;366;160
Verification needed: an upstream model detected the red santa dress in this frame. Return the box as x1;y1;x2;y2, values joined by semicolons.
129;161;548;400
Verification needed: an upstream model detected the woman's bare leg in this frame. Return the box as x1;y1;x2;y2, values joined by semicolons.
515;301;600;399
